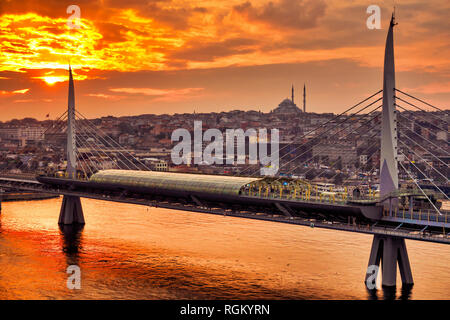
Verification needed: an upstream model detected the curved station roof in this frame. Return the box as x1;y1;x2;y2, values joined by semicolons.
89;169;262;196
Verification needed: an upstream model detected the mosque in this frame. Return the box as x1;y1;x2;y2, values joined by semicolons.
272;84;306;115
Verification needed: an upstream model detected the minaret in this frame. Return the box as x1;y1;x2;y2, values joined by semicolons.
303;84;306;113
291;84;294;103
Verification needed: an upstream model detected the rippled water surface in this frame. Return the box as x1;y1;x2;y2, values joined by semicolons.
0;197;448;299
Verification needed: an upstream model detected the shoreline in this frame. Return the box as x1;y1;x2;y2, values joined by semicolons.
0;192;59;202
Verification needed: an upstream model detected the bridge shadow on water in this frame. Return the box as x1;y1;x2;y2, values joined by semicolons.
366;284;413;300
59;224;84;266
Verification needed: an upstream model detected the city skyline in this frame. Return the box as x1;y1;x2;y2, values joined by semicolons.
0;0;449;121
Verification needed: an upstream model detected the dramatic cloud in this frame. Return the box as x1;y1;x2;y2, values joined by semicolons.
233;0;327;30
169;38;259;62
0;0;448;120
0;88;29;95
109;87;205;102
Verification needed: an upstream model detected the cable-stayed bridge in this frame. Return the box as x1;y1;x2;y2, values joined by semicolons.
0;14;448;289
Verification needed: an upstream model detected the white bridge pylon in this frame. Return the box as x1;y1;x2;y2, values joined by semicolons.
59;66;85;225
366;14;413;289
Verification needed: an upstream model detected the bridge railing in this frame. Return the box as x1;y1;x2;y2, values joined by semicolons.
242;186;353;205
382;206;449;223
241;184;447;209
38;171;90;181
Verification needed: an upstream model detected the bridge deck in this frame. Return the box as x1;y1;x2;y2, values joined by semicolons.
0;176;448;244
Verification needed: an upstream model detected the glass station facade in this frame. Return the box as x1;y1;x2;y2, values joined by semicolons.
89;169;261;196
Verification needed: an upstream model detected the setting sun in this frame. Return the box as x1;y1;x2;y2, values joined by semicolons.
44;76;65;85
39;76;67;85
39;76;66;85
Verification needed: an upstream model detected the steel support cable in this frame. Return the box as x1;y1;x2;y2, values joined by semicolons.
78;137;125;171
236;91;383;176
401;153;449;200
395;88;450;115
73;124;107;171
75;120;137;171
28;112;68;139
255;96;382;176
398;161;442;216
79;152;96;176
270;91;382;165
397;119;450;157
75;113;139;166
274;105;383;178
398;109;449;137
75;138;102;173
303;131;380;180
74;124;117;172
33;111;69;139
324;131;380;183
341;148;379;187
75;111;151;171
78;147;99;175
398;136;449;181
400;116;450;155
42;111;69;136
297;120;381;181
246;101;383;177
74;137;103;172
395;96;449;126
263;111;381;189
396;104;449;134
75;121;134;171
75;133;130;171
1;112;69;175
330;153;377;186
74;147;89;175
398;139;449;182
47;115;69;135
74;118;137;169
274;96;382;172
75;120;121;170
77;160;89;178
74;148;92;177
75;113;149;170
278;108;381;180
341;134;383;189
77;154;93;177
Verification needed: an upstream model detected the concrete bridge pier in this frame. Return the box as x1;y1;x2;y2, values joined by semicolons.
59;195;85;225
365;234;414;288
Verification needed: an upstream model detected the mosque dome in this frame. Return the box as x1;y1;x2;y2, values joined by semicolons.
271;85;303;114
273;98;302;114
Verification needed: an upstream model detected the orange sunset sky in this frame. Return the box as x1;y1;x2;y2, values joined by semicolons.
0;0;449;120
